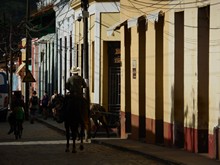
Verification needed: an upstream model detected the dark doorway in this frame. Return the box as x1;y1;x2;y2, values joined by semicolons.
108;41;121;126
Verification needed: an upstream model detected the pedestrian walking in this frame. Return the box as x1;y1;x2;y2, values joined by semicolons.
41;91;49;120
7;91;25;135
50;90;58;119
29;90;39;124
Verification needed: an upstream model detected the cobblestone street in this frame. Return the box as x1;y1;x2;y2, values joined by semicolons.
0;121;165;165
0;143;165;165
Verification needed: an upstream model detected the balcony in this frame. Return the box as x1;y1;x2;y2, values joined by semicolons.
36;0;56;11
29;0;56;38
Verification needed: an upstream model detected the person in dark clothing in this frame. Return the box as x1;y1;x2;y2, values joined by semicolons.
66;66;87;97
65;66;88;141
41;91;49;119
65;66;87;121
50;90;58;119
8;91;25;135
29;90;39;124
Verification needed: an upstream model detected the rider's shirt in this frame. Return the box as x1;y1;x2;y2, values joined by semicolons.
66;74;86;97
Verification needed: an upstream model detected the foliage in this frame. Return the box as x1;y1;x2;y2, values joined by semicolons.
0;0;37;63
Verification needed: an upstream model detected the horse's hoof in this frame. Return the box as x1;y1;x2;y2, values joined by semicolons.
72;149;77;153
65;149;70;152
79;145;84;151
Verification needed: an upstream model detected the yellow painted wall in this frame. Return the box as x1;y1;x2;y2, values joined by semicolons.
21;38;26;61
102;13;121;40
130;27;139;116
209;1;220;134
71;0;220;139
163;11;174;124
146;22;156;120
119;0;220;156
121;26;126;114
184;8;198;129
74;19;83;75
120;0;220;132
89;14;95;41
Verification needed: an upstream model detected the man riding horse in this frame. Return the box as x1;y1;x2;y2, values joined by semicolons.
64;66;88;153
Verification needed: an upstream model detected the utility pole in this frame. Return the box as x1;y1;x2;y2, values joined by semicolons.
81;0;90;138
25;0;30;117
81;0;89;102
9;19;13;111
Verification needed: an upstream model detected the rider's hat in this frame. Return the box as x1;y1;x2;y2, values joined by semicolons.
70;66;80;74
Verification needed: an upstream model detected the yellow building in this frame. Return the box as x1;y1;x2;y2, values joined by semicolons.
16;38;27;95
117;0;220;159
71;0;121;114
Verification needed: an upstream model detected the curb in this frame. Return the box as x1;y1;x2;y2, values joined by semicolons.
37;117;183;165
36;117;117;137
92;139;184;165
32;118;220;165
36;118;66;135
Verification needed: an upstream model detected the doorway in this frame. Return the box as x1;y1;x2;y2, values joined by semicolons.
108;41;121;126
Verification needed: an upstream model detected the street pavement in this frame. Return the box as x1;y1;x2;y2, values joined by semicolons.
36;116;220;165
2;120;167;165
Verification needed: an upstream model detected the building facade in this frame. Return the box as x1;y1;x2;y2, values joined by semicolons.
31;0;121;118
118;0;220;159
71;0;120;112
25;0;220;160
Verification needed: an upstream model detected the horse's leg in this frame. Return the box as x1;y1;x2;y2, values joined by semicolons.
77;127;80;141
84;120;88;142
71;125;77;153
72;140;76;153
79;123;84;150
65;124;70;152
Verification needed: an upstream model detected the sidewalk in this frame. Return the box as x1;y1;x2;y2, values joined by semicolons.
36;116;220;165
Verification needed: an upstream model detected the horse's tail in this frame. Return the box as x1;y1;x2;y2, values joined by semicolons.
81;97;90;130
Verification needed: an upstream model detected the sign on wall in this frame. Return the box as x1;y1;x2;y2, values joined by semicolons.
132;59;136;79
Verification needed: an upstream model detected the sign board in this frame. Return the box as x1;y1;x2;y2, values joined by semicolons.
22;70;36;82
132;59;137;79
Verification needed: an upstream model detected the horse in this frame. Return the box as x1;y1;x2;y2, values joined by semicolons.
90;103;121;138
54;94;89;153
90;103;110;138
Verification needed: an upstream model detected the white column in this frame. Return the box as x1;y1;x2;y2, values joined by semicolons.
94;11;101;104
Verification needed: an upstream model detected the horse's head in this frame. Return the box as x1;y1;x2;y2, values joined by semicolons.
90;103;108;125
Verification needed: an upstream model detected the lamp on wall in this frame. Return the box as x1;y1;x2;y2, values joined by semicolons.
77;15;82;22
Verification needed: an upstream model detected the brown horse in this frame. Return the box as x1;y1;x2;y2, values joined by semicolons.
90;103;110;138
90;103;121;138
54;94;89;153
